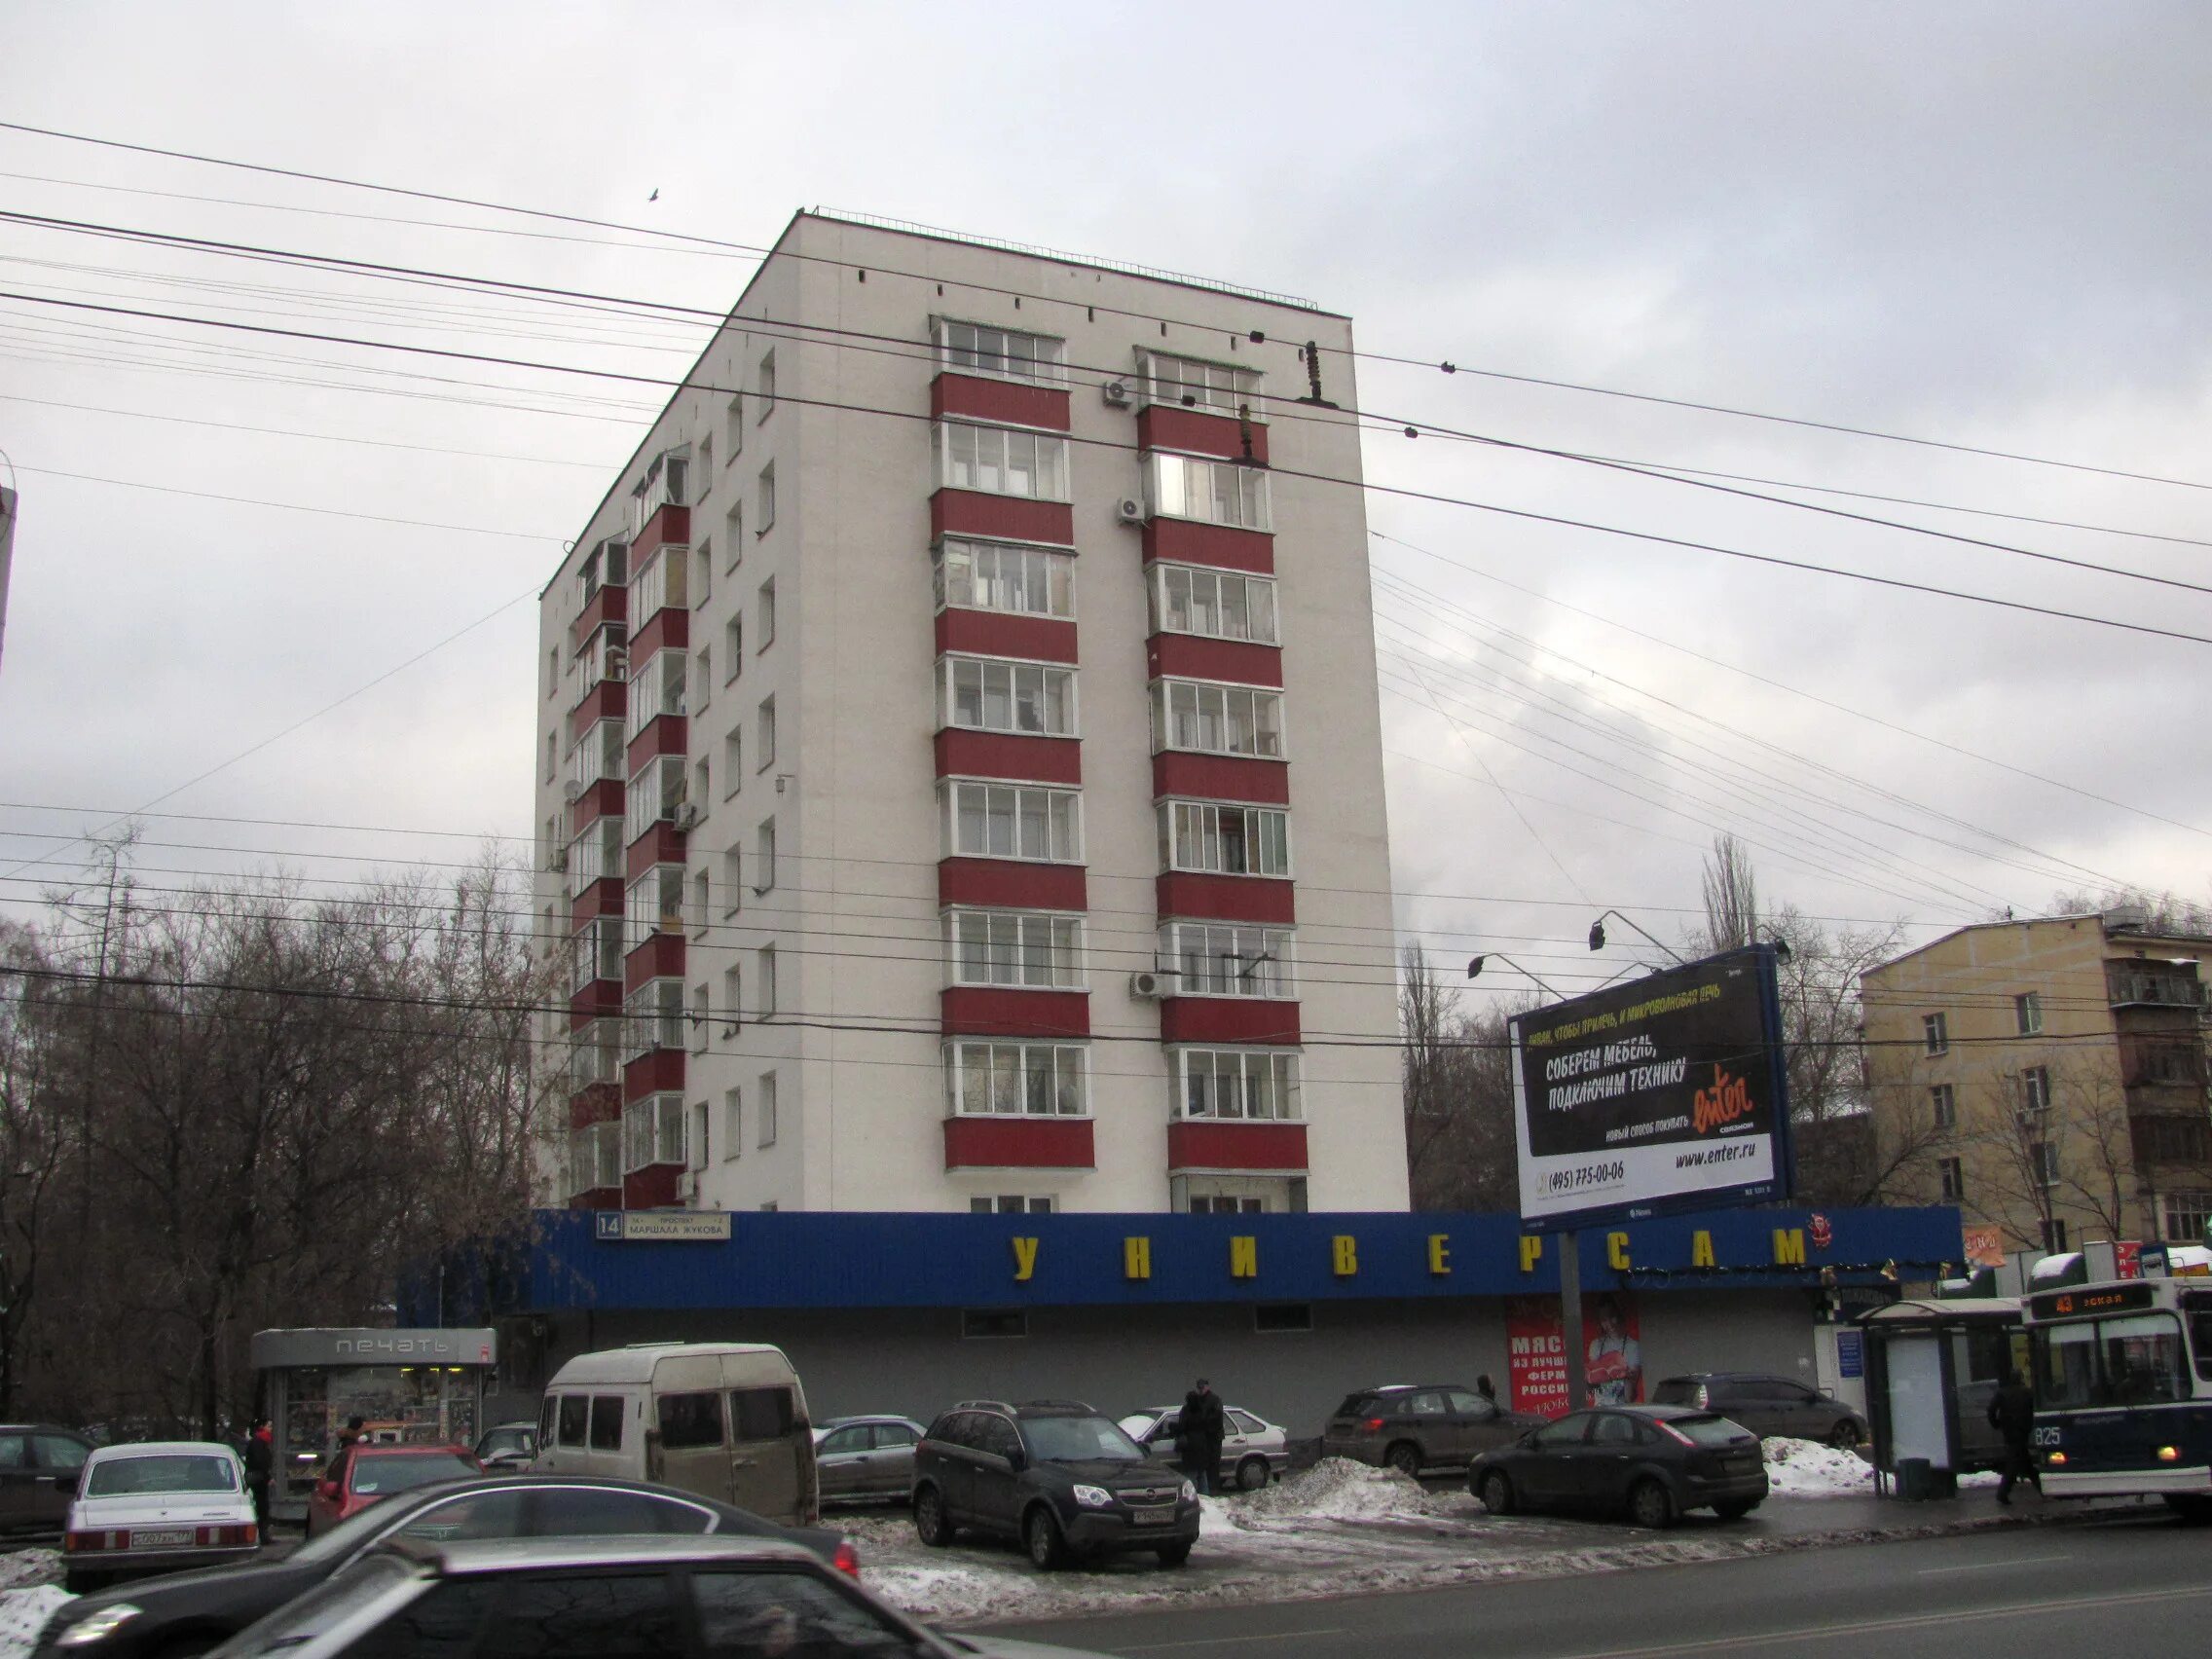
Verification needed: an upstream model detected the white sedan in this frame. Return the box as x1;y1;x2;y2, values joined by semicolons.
62;1441;260;1591
1118;1405;1290;1491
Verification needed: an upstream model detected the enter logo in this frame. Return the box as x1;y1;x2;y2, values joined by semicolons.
1691;1064;1753;1133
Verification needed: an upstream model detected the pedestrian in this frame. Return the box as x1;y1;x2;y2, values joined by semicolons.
1988;1368;2040;1505
244;1418;274;1535
1476;1375;1498;1406
336;1414;366;1454
1179;1378;1227;1497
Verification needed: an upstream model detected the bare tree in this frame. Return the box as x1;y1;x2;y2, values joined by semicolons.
1702;833;1760;952
1400;945;1523;1211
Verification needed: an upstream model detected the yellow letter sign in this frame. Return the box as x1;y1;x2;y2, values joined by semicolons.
1230;1236;1258;1279
1011;1237;1038;1282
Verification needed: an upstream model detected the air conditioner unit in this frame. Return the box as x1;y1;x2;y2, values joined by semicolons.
1128;970;1166;1000
1115;497;1147;526
1102;379;1132;408
672;803;702;832
547;849;569;873
563;778;586;802
675;1171;697;1202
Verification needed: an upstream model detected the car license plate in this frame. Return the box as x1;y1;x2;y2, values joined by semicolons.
1724;1456;1757;1473
1130;1505;1175;1526
131;1529;195;1548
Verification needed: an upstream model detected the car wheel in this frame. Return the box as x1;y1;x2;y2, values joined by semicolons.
1827;1419;1863;1451
1024;1504;1069;1570
1157;1540;1194;1567
62;1570;105;1595
153;1641;219;1659
913;1485;956;1547
1478;1470;1517;1517
1627;1479;1677;1530
1235;1456;1271;1493
1385;1441;1423;1478
2162;1494;2212;1524
1713;1498;1759;1521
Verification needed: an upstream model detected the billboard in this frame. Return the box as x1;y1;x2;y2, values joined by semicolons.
1507;1293;1643;1417
1511;944;1790;1231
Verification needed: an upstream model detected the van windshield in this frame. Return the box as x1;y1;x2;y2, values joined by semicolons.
1020;1416;1147;1463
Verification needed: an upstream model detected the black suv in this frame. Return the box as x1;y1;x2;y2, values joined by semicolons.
1648;1374;1863;1448
912;1398;1198;1570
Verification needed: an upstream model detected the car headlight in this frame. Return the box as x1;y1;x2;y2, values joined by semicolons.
57;1605;142;1647
1180;1480;1198;1503
1071;1485;1113;1509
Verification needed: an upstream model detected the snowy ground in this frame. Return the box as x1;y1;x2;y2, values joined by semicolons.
0;1444;2006;1650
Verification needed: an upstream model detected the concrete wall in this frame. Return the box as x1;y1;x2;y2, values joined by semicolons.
520;1290;1818;1436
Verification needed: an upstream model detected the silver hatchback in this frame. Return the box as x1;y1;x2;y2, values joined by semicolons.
812;1415;927;1505
1118;1405;1289;1491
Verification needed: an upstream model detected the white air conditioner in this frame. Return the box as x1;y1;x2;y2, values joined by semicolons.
1128;970;1166;1000
1102;379;1132;408
563;778;586;802
672;803;702;831
1115;497;1147;526
675;1171;697;1202
547;849;569;873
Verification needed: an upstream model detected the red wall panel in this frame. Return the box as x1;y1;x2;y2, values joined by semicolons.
1165;1120;1309;1172
932;490;1075;547
942;1115;1096;1170
933;374;1073;432
568;777;624;831
1141;520;1273;574
937;729;1083;786
568;681;626;745
628;607;690;664
569;876;622;927
936;609;1079;664
1157;872;1296;925
1138;405;1269;465
940;987;1091;1039
623;1164;682;1208
625;714;688;773
622;931;686;994
939;859;1088;912
567;1084;621;1131
570;586;628;653
622;1049;685;1101
631;503;692;563
569;983;620;1023
1160;998;1302;1047
1152;752;1290;806
1148;634;1283;688
624;822;686;881
568;1186;621;1211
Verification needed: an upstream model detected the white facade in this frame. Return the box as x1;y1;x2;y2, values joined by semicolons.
533;212;1407;1215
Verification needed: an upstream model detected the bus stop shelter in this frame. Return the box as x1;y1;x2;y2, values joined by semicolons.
1857;1298;2020;1496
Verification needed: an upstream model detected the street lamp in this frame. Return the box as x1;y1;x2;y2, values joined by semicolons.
1587;909;1686;964
1467;954;1565;998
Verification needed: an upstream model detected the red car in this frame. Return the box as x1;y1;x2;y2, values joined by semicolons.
305;1444;481;1536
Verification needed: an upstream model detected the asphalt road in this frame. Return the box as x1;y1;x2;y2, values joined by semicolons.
990;1507;2206;1658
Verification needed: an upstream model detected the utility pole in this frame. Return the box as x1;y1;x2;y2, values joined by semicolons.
77;836;125;1234
1559;1232;1587;1411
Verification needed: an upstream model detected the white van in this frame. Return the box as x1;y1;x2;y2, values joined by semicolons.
533;1343;819;1525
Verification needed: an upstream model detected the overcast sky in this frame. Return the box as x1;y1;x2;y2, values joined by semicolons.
0;2;2206;1000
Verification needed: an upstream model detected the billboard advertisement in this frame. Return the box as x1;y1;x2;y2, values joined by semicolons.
1511;944;1790;1231
1507;1293;1643;1417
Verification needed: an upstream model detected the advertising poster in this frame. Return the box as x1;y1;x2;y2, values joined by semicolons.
1510;946;1789;1230
1506;1293;1643;1418
1961;1225;2007;1269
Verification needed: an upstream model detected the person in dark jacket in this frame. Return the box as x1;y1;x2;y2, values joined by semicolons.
1988;1369;2040;1504
243;1419;274;1532
1178;1379;1228;1496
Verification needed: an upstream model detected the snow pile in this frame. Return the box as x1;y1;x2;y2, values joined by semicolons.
0;1587;75;1659
1232;1457;1453;1524
0;1554;60;1594
1761;1437;1872;1496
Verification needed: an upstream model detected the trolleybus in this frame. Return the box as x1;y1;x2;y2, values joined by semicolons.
2023;1277;2212;1516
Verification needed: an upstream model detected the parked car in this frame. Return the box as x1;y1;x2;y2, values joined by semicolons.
1117;1405;1289;1491
535;1342;819;1525
1647;1374;1863;1448
813;1416;927;1505
62;1442;260;1593
1321;1384;1540;1476
305;1445;480;1536
34;1475;858;1659
202;1533;1098;1659
1470;1404;1769;1529
0;1423;93;1535
470;1422;537;1472
912;1399;1198;1571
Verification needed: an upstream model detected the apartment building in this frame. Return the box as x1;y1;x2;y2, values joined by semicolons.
533;211;1408;1216
1861;909;2212;1251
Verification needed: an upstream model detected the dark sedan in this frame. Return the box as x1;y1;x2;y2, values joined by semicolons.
33;1475;856;1659
1469;1405;1768;1529
1321;1384;1542;1476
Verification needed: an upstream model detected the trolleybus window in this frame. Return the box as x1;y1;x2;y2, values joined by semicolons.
2033;1311;2187;1408
2188;1299;2212;1382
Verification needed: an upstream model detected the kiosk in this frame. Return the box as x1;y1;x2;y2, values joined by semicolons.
249;1327;498;1522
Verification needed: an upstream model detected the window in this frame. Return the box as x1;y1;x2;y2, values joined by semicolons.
944;781;1082;863
693;544;711;608
720;966;741;1037
1151;564;1278;645
659;1391;721;1450
933;421;1070;500
721;1088;743;1160
1174;1048;1301;1119
1930;1083;1956;1131
1923;1013;1949;1056
755;818;776;893
544;730;557;783
1140;349;1263;417
1938;1157;1965;1200
557;1395;589;1446
571;918;622;994
962;1310;1029;1340
696;434;713;483
2164;1190;2212;1243
2015;991;2043;1035
939;656;1077;737
724;501;742;569
2033;1311;2188;1410
624;978;684;1058
757;1071;778;1147
689;983;709;1051
945;910;1084;990
1153;680;1283;758
1166;921;1293;998
2020;1065;2052;1117
969;1196;1057;1214
723;615;743;682
629;544;688;620
720;842;742;916
724;392;744;455
693;645;711;711
692;757;710;817
1254;1304;1311;1334
622;1094;684;1171
688;1099;707;1169
944;1041;1088;1116
622;865;684;953
757;943;776;1017
756;349;776;418
757;696;776;768
1190;1195;1264;1214
935;538;1074;619
758;577;776;647
569;718;624;790
2030;1140;2059;1186
1161;800;1290;876
2133;1115;2212;1165
577;535;628;607
589;1395;626;1451
629;445;690;535
623;648;686;741
1145;451;1269;530
937;318;1066;384
721;726;743;794
757;462;776;532
567;818;623;899
623;755;686;844
569;1019;620;1092
546;645;560;700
